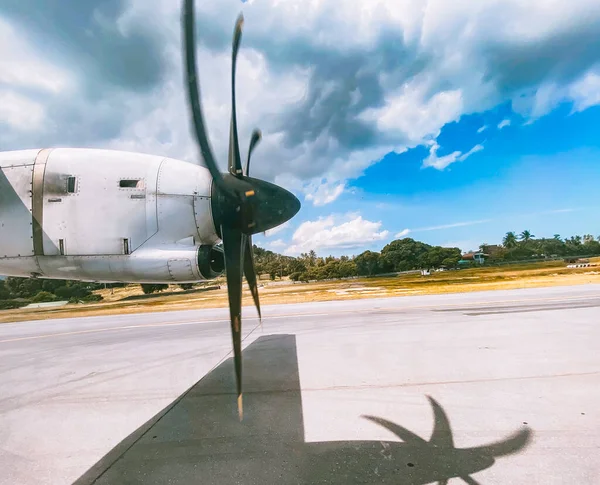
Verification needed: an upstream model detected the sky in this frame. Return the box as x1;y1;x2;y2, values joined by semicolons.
1;0;600;257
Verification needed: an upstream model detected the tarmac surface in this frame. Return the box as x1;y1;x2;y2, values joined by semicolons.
0;284;599;484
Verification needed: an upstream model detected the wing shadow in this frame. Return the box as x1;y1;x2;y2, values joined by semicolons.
75;334;532;485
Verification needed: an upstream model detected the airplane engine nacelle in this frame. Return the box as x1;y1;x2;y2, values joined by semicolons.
6;244;226;284
89;245;225;283
197;245;225;280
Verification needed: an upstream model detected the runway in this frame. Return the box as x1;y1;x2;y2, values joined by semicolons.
1;284;599;484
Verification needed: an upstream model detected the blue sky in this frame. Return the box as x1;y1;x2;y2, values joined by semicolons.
1;1;600;257
256;98;600;255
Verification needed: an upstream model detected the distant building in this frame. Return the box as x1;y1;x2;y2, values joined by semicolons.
458;251;488;265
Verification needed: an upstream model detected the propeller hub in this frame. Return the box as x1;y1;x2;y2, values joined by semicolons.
211;174;301;237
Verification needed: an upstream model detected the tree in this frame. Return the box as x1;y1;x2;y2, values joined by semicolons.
381;238;432;272
553;234;562;241
502;232;517;248
338;260;357;278
288;258;307;274
519;230;534;243
420;246;461;269
355;251;381;276
0;280;9;300
299;250;317;268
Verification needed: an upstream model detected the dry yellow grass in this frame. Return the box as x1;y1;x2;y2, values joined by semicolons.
1;259;599;323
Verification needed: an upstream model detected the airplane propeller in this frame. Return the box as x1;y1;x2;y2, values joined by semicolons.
363;396;532;485
183;0;301;420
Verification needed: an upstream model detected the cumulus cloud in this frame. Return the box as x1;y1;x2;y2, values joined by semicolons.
285;213;389;255
422;141;484;170
267;239;287;249
304;180;346;206
264;221;290;237
2;0;600;203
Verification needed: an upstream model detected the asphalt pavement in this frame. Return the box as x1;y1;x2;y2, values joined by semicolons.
1;284;599;484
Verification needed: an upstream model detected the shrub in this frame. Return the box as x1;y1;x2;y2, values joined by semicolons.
69;294;103;304
141;284;169;294
30;291;57;303
0;300;29;310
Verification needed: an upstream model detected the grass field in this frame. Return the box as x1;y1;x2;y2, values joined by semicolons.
1;259;599;323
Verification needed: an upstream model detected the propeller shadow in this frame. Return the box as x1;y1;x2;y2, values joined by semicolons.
75;335;532;485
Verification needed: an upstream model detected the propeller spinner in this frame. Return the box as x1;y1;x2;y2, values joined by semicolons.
183;0;301;420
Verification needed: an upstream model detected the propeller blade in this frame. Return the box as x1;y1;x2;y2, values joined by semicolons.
221;224;246;420
469;427;532;458
460;476;482;485
428;396;454;448
183;0;231;197
362;415;428;446
245;129;262;176
244;235;261;322
228;14;244;177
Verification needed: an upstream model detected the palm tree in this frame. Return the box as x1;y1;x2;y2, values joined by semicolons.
583;234;595;244
502;232;517;248
519;230;534;243
553;234;561;241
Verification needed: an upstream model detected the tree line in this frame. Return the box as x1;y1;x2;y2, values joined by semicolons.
0;278;106;309
1;230;599;307
489;231;600;261
254;238;462;282
254;230;600;281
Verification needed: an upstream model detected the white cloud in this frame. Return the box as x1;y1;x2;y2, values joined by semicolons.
285;214;389;255
0;92;45;131
422;142;484;170
417;219;492;231
361;85;464;145
459;144;484;160
267;239;287;249
0;17;72;94
3;0;600;196
304;181;346;206
264;221;290;237
477;125;488;133
399;219;492;236
497;119;511;129
569;70;600;113
0;16;72;136
511;68;600;120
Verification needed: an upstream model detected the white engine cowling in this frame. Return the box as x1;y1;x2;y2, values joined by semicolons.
2;245;225;283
